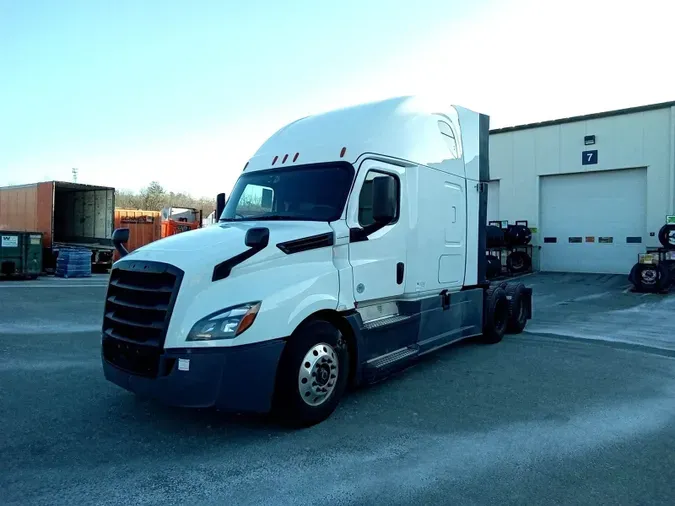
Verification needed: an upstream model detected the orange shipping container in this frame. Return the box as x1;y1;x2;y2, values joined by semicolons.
113;209;162;261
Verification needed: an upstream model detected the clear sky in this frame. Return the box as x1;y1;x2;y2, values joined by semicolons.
0;0;671;198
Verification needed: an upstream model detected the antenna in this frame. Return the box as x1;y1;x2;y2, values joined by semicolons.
72;167;78;183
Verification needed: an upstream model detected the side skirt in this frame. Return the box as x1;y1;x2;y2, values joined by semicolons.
344;288;485;384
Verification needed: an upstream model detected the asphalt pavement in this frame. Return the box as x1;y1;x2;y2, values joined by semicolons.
1;275;675;505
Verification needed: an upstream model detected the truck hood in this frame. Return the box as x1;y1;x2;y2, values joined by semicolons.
118;220;334;274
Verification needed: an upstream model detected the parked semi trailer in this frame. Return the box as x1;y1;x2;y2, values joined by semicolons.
0;181;115;272
102;96;533;427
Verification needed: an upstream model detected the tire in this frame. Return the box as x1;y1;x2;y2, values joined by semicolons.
486;226;505;248
628;262;639;284
504;283;528;334
633;263;671;292
486;255;501;279
273;319;350;428
506;251;532;274
658;224;675;250
481;285;509;344
505;225;532;246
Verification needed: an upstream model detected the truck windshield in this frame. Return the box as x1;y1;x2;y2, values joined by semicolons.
220;162;355;222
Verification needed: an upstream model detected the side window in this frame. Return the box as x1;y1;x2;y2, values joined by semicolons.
237;184;274;216
358;171;400;227
438;121;459;160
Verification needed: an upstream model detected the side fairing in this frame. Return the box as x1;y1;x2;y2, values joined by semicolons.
455;106;490;286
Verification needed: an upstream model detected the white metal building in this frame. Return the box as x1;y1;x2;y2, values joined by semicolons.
488;101;675;274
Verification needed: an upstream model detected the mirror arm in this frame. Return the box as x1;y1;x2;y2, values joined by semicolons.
114;241;129;258
349;221;386;243
112;228;130;258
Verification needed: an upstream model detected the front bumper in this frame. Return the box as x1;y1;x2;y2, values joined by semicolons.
102;338;286;413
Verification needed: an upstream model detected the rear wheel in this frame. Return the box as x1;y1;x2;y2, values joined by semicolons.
481;285;509;344
273;319;349;428
504;283;528;334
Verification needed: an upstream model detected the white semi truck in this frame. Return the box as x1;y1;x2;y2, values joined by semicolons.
102;96;533;427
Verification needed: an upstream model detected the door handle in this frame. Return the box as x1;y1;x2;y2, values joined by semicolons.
452;206;457;223
396;262;404;285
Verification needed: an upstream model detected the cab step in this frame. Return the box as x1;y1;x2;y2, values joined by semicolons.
362;314;413;331
363;345;420;382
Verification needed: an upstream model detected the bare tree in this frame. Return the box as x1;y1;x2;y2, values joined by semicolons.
116;182;215;217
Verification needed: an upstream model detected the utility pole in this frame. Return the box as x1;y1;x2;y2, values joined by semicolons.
72;167;78;183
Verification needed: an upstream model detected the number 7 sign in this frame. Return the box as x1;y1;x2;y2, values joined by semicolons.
582;150;598;165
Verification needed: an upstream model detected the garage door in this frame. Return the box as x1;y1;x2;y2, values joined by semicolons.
540;168;646;274
486;180;499;224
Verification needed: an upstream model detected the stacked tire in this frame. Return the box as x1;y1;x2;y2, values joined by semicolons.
486;254;501;280
504;224;532;247
485;225;505;280
628;262;670;293
55;248;92;278
486;225;505;249
628;224;675;293
658;224;675;249
485;223;534;278
505;224;533;275
506;250;532;274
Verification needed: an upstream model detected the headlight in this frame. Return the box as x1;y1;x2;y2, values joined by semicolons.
186;302;261;341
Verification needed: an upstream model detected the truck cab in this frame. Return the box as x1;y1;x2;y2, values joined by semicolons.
102;96;532;427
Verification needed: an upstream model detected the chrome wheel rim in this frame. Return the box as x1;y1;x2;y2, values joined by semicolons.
298;343;338;407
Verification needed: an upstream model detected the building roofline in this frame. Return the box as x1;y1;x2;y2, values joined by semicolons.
490;100;675;135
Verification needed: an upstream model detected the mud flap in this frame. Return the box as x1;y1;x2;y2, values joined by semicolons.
521;287;533;320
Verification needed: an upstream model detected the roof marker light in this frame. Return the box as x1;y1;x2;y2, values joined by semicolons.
340;147;347;158
282;154;288;163
293;152;299;162
272;156;278;165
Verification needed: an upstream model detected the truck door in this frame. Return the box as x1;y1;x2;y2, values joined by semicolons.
346;160;407;303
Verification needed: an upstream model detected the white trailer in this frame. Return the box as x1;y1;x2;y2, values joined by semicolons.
102;96;533;427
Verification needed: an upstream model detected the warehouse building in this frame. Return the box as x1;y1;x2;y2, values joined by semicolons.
488;100;675;275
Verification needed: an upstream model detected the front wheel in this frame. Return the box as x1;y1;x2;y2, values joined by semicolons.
273;319;349;428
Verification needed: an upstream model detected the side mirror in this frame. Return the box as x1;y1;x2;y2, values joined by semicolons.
112;228;130;258
372;176;397;224
245;227;270;249
216;193;226;221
